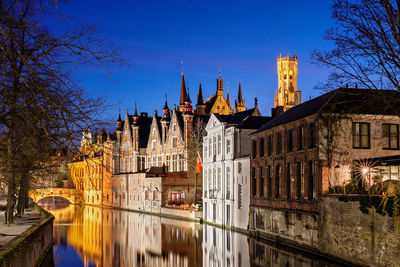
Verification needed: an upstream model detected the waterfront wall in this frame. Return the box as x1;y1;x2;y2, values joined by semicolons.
250;195;400;266
0;206;54;267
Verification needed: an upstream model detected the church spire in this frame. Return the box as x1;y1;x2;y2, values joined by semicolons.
163;95;169;110
133;102;139;123
216;70;223;96
235;81;246;113
237;81;243;104
179;72;187;105
226;89;231;108
197;82;204;105
195;81;206;115
178;71;187;112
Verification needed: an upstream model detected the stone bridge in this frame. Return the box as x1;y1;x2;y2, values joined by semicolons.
29;188;83;204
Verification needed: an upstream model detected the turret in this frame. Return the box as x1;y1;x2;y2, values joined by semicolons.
178;72;187;112
133;103;139;123
216;71;223;96
235;81;246;113
117;112;123;130
184;89;193;114
195;82;206;115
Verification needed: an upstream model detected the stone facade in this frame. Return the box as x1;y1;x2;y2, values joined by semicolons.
203;111;270;230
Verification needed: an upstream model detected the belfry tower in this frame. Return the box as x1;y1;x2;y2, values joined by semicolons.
274;54;301;111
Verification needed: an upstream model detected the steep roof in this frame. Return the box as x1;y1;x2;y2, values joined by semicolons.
179;73;187;105
214;111;271;130
197;82;204;105
204;94;218;114
252;88;400;135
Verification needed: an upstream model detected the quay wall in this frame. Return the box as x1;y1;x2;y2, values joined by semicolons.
250;195;400;267
0;205;54;267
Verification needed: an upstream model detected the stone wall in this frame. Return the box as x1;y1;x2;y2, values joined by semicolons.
320;196;400;267
0;205;54;267
250;195;400;266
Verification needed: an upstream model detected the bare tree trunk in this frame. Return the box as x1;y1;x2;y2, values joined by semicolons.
16;173;28;216
5;130;17;224
194;172;198;205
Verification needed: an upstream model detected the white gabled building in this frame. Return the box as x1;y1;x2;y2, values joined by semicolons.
202;105;270;230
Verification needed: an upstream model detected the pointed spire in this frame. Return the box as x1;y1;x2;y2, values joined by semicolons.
117;110;123;130
237;81;243;104
185;88;191;103
226;89;231;108
180;72;187;105
133;102;139;123
134;102;138;117
163;95;169;110
197;82;204;105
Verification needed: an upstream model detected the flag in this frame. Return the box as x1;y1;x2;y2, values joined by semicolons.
196;151;203;174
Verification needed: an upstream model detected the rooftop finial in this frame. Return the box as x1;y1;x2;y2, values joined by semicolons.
218;68;222;77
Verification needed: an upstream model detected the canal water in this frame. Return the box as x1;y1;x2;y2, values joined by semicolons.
39;202;343;267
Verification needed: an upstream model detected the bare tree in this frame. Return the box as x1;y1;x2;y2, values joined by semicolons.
186;118;206;205
312;0;400;94
0;0;124;223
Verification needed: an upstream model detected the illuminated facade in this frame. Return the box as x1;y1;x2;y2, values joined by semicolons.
68;70;253;214
249;88;400;246
68;129;113;206
274;54;301;111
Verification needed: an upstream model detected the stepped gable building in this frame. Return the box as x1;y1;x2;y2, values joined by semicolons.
203;98;271;230
248;87;400;246
69;69;253;210
273;54;302;113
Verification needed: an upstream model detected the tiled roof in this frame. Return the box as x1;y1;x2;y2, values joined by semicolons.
214;110;271;130
252;88;400;135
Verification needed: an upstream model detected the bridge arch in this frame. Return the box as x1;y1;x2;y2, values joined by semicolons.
29;188;83;205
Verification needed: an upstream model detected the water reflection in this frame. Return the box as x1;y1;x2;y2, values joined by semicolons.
40;203;342;267
41;203;202;267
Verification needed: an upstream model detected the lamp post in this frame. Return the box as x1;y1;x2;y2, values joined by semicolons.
362;167;370;194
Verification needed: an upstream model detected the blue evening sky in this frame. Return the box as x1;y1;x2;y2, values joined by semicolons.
54;0;335;120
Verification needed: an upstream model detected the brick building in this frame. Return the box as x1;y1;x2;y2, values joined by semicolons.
248;87;400;244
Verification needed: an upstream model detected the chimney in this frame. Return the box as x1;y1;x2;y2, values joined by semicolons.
271;106;284;118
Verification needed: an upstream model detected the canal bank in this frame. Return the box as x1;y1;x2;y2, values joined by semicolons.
0;204;54;267
90;202;359;266
43;202;348;267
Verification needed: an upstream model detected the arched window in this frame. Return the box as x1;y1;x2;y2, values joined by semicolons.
153;190;158;201
145;190;149;200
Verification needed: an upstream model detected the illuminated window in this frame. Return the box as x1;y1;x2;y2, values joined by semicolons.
382;123;399;149
352;122;370;149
